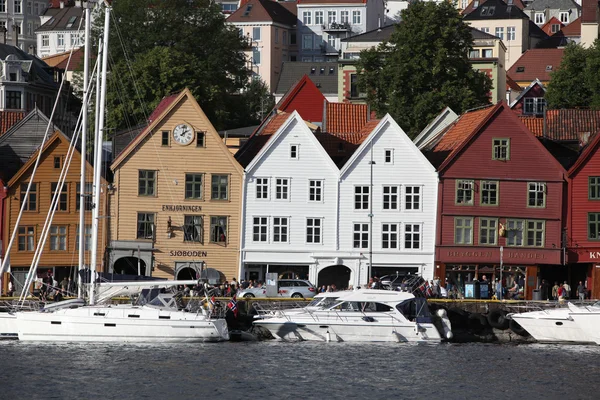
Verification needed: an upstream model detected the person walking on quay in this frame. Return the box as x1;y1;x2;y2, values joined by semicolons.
577;281;586;301
552;282;560;301
539;279;549;300
495;278;503;300
563;281;571;299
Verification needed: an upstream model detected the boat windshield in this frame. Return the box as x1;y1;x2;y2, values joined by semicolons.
307;297;339;308
396;298;432;322
331;301;392;312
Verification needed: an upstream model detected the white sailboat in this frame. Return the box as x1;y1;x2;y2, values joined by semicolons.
14;2;229;343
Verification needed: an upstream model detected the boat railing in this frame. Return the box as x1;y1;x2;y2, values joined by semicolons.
0;299;41;313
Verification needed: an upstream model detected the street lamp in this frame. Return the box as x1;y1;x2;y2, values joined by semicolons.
368;142;375;282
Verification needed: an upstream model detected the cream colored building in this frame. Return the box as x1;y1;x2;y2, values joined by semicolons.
108;89;244;283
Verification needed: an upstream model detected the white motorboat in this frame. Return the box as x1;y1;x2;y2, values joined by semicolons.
0;313;17;339
509;304;595;343
254;289;452;343
566;302;600;345
16;289;229;343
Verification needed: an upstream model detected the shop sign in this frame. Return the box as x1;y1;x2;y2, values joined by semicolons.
169;250;208;257
446;250;547;260
162;205;202;212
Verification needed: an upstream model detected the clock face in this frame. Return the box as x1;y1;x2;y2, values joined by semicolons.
173;123;194;145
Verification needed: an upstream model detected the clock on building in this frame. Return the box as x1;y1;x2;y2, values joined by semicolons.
172;123;194;145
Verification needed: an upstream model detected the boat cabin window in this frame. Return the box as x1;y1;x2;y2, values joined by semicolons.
396;298;432;322
308;296;338;308
333;301;392;312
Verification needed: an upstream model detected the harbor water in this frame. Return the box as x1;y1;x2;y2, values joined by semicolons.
1;341;600;399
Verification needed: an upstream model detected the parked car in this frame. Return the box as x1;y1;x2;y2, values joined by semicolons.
238;279;316;299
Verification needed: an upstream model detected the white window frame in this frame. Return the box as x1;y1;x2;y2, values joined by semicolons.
272;217;289;243
559;11;569;24
340;10;349;23
405;186;422;211
328;10;336;25
382;185;400;211
352;10;361;25
535;12;545;24
306;218;323;244
315;11;324;25
384;149;393;164
41;34;49;48
382;223;399;250
308;179;323;202
57;33;65;47
252;216;269;243
495;27;504;40
275;177;290;201
353;222;369;249
404;223;422;250
255;177;270;200
507;26;516;41
290;144;299;159
303;11;312;25
354;185;370;210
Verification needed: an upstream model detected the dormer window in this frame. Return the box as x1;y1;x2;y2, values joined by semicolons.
560;11;569;24
329;67;334;74
310;67;316;74
66;16;77;29
524;98;546;115
546;65;553;72
551;24;561;33
480;6;489;15
320;67;325;74
488;6;495;15
516;66;525;73
534;13;545;25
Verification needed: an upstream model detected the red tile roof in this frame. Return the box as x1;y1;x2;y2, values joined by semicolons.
148;93;179;123
236;111;292;167
325;103;368;134
315;119;378;167
277;75;326;123
559;17;581;36
544;110;600;141
541;17;564;36
0;111;26;137
508;49;565;83
518;116;544;137
506;74;522;91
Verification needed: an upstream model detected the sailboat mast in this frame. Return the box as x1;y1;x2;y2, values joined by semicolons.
89;3;111;305
78;2;92;299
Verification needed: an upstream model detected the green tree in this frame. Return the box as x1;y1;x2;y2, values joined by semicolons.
545;41;600;109
97;0;250;131
357;1;492;138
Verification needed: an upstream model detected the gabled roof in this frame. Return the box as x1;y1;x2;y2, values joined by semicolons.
0;44;55;85
275;62;338;95
37;5;85;32
413;107;459;150
235;111;293;168
543;110;600;141
509;78;546;108
0;111;26;137
518;115;544;137
227;0;297;25
244;111;339;174
463;0;529;20
277;74;326;123
541;17;564;35
324;103;368;134
425;104;499;169
110;88;243;176
341;24;396;43
568;126;600;176
507;48;564;82
559;17;581;36
0;108;60;181
42;47;87;71
506;74;522;92
524;0;580;12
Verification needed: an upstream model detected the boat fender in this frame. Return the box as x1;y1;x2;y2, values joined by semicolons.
436;309;453;340
467;313;487;333
509;319;529;337
487;310;510;330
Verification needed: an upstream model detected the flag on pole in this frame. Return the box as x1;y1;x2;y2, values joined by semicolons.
227;295;238;317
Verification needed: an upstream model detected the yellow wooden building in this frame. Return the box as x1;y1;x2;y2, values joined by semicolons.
108;89;243;282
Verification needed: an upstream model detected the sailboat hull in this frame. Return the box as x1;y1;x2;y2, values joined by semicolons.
0;313;18;339
16;305;229;343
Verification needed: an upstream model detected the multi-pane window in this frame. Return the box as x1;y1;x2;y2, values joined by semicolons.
17;226;35;251
535;12;545;24
253;217;268;242
479;218;497;245
275;178;289;200
14;0;21;14
327;10;336;24
315;11;323;25
404;224;421;249
551;24;561;33
136;213;154;239
382;186;399;210
302;34;313;49
352;10;361;24
384;149;393;164
354;186;369;209
506;219;524;246
138;170;156;196
526;220;545;247
353;223;369;248
256;178;269;199
49;226;67;251
6;91;21;109
0;1;6;12
183;215;203;242
454;217;473;245
185;173;203;199
524;98;546;115
405;186;421;210
76;182;93;211
559;11;569;24
456;180;474;205
273;217;289;243
42;34;49;47
590;177;600;199
75;224;92;251
588;213;600;240
495;27;504;40
340;10;349;23
507;26;516;41
528;182;546;208
306;218;322;244
493;138;510;160
252;26;261;41
481;181;498;206
382;223;398;249
20;183;37;211
51;182;68;211
210;216;227;243
309;180;323;202
290;144;298;159
302;11;312;25
211;175;228;200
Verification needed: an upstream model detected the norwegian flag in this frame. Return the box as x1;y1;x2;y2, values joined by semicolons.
209;296;216;306
227;295;238;317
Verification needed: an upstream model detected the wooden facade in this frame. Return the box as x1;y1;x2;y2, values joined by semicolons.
2;131;106;293
109;89;243;282
431;102;567;300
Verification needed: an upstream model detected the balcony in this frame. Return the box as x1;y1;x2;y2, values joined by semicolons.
322;22;351;32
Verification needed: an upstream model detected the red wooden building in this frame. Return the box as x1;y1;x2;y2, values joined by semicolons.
566;131;600;298
425;102;568;300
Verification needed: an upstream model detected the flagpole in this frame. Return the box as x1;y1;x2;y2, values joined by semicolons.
499;246;504;300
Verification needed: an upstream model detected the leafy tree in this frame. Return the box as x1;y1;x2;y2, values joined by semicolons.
95;0;250;131
546;41;600;109
357;1;492;138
